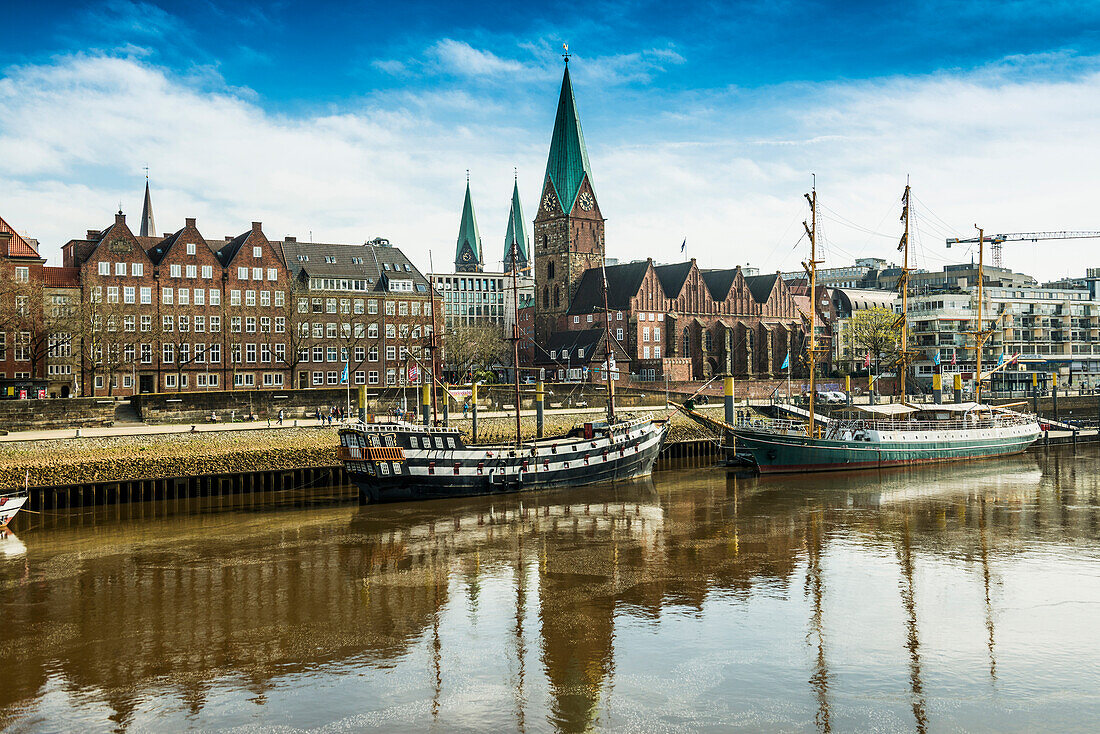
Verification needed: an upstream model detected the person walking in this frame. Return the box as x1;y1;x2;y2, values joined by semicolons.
277;409;284;425
463;396;470;419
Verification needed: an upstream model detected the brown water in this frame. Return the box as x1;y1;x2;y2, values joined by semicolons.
2;446;1100;732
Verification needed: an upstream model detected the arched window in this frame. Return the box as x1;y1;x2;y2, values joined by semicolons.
543;287;549;308
548;261;555;280
704;329;713;352
554;287;560;308
682;328;691;358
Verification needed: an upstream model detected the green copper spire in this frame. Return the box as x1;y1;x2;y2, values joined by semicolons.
455;176;483;272
504;176;529;272
543;64;594;213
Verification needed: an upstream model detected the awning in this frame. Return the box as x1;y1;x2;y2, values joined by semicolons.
855;404;919;416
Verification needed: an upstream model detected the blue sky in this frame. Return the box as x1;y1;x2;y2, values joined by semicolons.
3;1;1100;278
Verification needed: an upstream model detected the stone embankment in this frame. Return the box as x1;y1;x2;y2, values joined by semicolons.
0;407;725;490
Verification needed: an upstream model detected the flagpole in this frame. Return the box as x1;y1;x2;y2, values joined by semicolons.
345;359;350;421
786;345;791;403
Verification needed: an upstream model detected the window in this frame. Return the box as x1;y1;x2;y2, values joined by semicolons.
354;299;364;314
115;262;127;276
201;265;213;279
98;261;110;275
327;298;337;314
194;289;205;306
260;291;270;307
327;323;337;338
231;343;242;364
355;346;365;362
210;289;221;306
328;371;338;385
386;369;396;385
246;316;256;333
163;315;174;332
170;264;182;278
643;327;650;342
263;373;284;387
178;288;189;306
267;268;277;281
313;323;323;338
587;314;593;323
368;300;378;314
253;246;262;258
163;343;175;363
140;286;151;304
385;301;395;316
654;327;660;342
313;345;324;362
210;315;221;332
616;328;624;341
274;343;285;363
235;373;255;387
573;316;580;324
231;316;241;333
231;290;242;306
252;267;262;280
260;316;270;333
194;315;205;333
355;370;365;385
209;344;221;363
141;315;151;332
274;316;285;333
260;344;271;363
178;315;189;332
368;370;379;385
141;343;152;364
399;302;408;316
654;346;661;359
186;264;197;279
313;371;324;386
369;346;378;362
386;345;396;361
131;263;143;276
386;324;396;339
238;267;249;280
367;323;378;338
246;343;257;363
124;315;135;332
245;290;256;307
187;242;196;256
165;374;177;389
107;286;119;303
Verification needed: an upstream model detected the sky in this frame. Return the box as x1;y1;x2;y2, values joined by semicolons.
3;0;1100;281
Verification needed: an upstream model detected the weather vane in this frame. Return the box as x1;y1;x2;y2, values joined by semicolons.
562;42;570;63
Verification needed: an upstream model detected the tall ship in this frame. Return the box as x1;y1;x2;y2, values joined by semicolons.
681;183;1040;473
339;246;668;503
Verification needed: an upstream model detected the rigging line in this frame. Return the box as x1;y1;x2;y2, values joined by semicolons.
763;209;806;270
818;201;900;240
818;212;897;241
910;193;963;237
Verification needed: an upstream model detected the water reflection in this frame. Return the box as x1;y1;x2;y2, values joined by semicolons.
1;446;1099;732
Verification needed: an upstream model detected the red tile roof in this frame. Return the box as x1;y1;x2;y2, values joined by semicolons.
43;266;80;287
0;214;40;258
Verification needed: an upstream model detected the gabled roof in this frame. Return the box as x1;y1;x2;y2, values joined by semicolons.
216;229;252;267
455;180;482;265
654;261;693;298
0;214;40;258
504;178;529;269
278;239;433;294
567;260;650;313
43;266;80;287
146;228;184;266
701;268;740;300
543;328;605;359
745;273;781;303
544;64;594;212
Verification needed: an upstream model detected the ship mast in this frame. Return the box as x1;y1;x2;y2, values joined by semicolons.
802;185;822;438
429;252;439;425
897;183;914;404
601;262;616;424
510;241;523;445
973;225;988;405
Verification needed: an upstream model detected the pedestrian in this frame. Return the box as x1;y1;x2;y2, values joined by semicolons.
317;407;323;426
277;409;284;425
463;397;470;419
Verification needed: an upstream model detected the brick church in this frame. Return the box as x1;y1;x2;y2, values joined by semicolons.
531;60;809;382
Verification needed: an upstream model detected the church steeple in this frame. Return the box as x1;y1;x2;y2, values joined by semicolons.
139;175;156;238
455;175;483;273
543;64;594;214
504;175;529;273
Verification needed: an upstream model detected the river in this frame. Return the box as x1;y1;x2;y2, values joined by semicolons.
2;445;1100;732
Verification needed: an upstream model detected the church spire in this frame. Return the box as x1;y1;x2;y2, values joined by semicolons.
455;174;483;273
139;174;156;238
543;62;594;213
504;174;529;273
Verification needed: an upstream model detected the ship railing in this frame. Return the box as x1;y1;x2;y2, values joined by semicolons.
735;417;809;434
827;416;1035;433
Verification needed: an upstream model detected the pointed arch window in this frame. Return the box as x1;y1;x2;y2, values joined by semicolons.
548;261;555;281
543;287;550;308
554;287;561;308
682;328;691;358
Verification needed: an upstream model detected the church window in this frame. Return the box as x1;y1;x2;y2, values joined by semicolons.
705;330;713;352
682;328;691;358
543;287;549;308
548;261;555;280
554;288;560;308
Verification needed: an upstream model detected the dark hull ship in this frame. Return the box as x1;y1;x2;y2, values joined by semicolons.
338;417;668;504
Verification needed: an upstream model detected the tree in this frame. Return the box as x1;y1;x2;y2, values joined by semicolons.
443;321;508;381
847;306;898;382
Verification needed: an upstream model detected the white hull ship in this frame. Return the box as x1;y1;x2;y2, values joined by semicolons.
0;490;28;529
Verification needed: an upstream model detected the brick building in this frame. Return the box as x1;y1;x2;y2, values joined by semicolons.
530;63;807;382
57;204;437;396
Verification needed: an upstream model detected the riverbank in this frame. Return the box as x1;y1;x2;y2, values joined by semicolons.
0;407;722;489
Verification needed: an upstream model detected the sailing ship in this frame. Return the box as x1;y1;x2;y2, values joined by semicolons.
338;245;668;503
680;183;1040;473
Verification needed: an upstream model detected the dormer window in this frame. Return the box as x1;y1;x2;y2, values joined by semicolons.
325;256;336;264
383;263;391;271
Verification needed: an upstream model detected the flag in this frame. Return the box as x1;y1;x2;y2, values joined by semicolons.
932;351;940;366
998;353;1005;366
341;363;348;384
407;363;419;383
951;351;957;366
864;352;871;368
680;238;686;253
781;353;789;370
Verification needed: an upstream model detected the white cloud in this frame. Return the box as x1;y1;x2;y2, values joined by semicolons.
0;52;1098;283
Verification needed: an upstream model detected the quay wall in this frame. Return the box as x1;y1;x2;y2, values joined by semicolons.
0;397;116;432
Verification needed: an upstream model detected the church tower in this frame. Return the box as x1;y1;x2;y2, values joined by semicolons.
533;57;605;341
504;176;530;273
454;177;484;273
139;175;156;238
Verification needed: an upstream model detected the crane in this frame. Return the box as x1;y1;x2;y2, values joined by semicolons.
946;231;1100;268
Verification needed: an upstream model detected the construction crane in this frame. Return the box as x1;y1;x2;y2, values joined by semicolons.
946;231;1100;268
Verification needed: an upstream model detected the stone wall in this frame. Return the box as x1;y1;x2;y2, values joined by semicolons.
132;388;375;424
0;397;117;432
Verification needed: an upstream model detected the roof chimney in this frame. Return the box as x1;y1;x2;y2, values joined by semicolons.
163;233;171;238
87;230;99;240
251;221;262;232
285;236;296;243
185;217;196;228
115;212;126;225
225;236;234;242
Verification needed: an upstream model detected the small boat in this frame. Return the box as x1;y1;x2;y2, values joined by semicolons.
0;489;28;529
338;241;669;504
